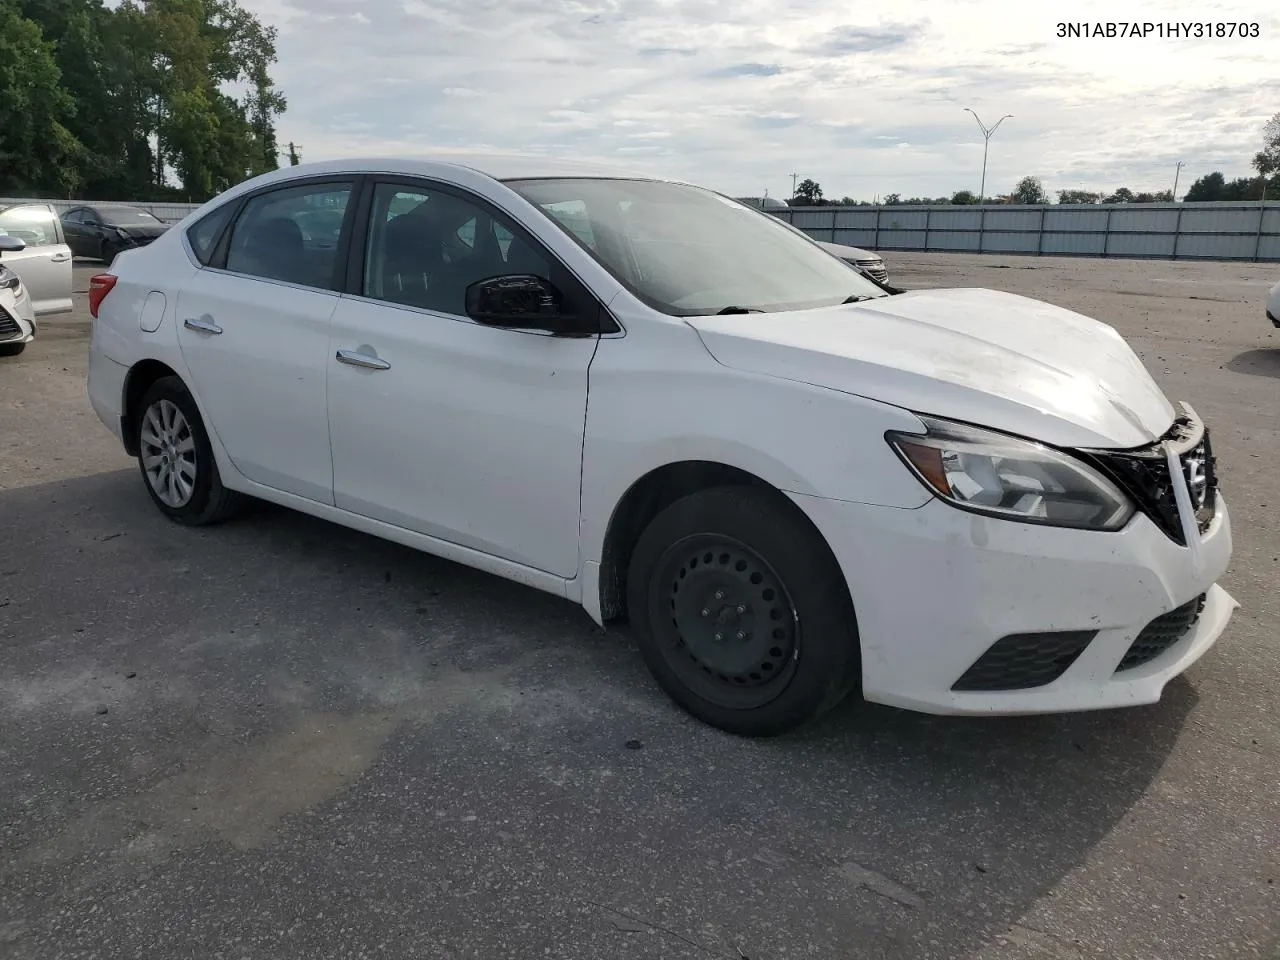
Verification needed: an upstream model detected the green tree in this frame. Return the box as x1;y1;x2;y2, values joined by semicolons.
0;4;86;194
1253;113;1280;179
950;190;978;204
1056;189;1100;204
793;178;824;205
1010;176;1048;204
1184;173;1225;201
8;0;286;201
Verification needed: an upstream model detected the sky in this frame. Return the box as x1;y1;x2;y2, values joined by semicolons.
238;0;1279;201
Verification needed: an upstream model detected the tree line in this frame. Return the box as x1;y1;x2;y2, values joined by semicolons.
789;114;1280;206
0;0;288;202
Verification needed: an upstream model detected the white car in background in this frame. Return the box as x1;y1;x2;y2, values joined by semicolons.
0;202;74;355
0;240;39;357
815;240;890;285
86;156;1233;736
1268;279;1279;328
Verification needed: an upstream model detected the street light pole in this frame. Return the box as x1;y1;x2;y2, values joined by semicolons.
964;108;1012;204
1172;161;1184;201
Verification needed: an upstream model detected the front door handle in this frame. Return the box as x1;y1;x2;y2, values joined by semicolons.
335;349;391;371
184;316;223;335
51;252;71;263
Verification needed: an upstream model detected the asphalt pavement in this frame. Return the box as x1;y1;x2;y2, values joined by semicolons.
1;256;1277;959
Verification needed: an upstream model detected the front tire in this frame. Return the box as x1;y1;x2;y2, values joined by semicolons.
0;341;26;357
135;376;243;525
627;486;861;737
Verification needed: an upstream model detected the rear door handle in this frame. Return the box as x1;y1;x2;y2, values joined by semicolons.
51;252;71;263
184;316;223;335
336;349;391;370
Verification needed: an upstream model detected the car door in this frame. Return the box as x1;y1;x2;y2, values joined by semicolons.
61;208;89;257
326;179;601;577
175;178;357;505
0;204;73;315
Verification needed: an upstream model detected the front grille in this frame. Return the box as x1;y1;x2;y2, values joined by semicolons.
952;630;1097;691
1079;414;1217;546
0;306;20;341
855;259;889;283
1116;594;1206;672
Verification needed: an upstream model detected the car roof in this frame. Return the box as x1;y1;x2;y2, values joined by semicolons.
251;154;677;184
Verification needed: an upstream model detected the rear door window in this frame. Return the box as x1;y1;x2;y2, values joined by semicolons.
224;182;353;288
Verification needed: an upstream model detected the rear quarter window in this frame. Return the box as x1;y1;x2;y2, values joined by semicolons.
186;203;236;265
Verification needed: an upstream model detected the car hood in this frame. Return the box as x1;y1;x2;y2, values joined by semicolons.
817;240;879;261
686;287;1177;449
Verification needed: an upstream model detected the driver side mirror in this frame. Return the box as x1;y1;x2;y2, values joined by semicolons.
0;235;25;257
465;274;570;332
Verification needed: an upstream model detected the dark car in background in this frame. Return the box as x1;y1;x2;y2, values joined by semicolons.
61;204;171;264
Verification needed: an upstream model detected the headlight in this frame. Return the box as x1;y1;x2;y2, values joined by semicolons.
0;265;20;293
886;416;1134;531
117;227;131;239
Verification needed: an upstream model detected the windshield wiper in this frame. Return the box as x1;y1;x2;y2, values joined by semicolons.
714;305;764;315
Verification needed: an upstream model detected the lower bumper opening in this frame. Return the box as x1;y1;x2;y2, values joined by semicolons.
1115;593;1207;672
951;630;1097;692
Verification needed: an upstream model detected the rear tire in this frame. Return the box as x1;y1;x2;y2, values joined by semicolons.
626;486;861;737
135;376;243;526
0;341;26;357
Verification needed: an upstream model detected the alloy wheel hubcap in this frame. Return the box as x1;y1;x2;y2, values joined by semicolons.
140;399;197;508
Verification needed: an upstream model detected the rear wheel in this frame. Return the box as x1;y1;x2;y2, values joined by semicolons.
135;376;243;525
627;486;861;737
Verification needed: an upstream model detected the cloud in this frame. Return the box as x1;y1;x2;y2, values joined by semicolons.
241;0;1280;201
710;62;784;78
810;24;915;56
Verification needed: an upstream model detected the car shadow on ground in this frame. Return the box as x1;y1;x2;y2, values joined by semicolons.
0;468;1196;959
1226;347;1280;379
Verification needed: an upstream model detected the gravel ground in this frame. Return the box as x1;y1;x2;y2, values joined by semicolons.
1;255;1277;960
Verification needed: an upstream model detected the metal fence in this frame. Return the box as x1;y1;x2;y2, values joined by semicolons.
0;197;203;223
8;194;1279;262
776;201;1280;262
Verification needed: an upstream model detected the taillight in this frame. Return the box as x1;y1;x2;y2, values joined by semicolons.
88;274;117;319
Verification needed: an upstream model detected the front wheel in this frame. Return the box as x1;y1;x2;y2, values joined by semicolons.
135;376;243;525
626;487;861;737
0;341;26;357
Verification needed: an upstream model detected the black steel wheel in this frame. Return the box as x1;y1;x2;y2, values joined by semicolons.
627;486;861;737
654;534;800;710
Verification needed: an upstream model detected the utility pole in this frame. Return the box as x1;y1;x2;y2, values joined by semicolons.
1172;161;1184;201
791;172;799;197
964;108;1012;204
288;142;302;166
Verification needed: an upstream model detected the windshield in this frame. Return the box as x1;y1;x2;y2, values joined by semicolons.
100;207;161;225
505;178;886;316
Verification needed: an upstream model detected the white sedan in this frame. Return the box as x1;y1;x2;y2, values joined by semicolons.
815;240;889;284
86;157;1234;736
